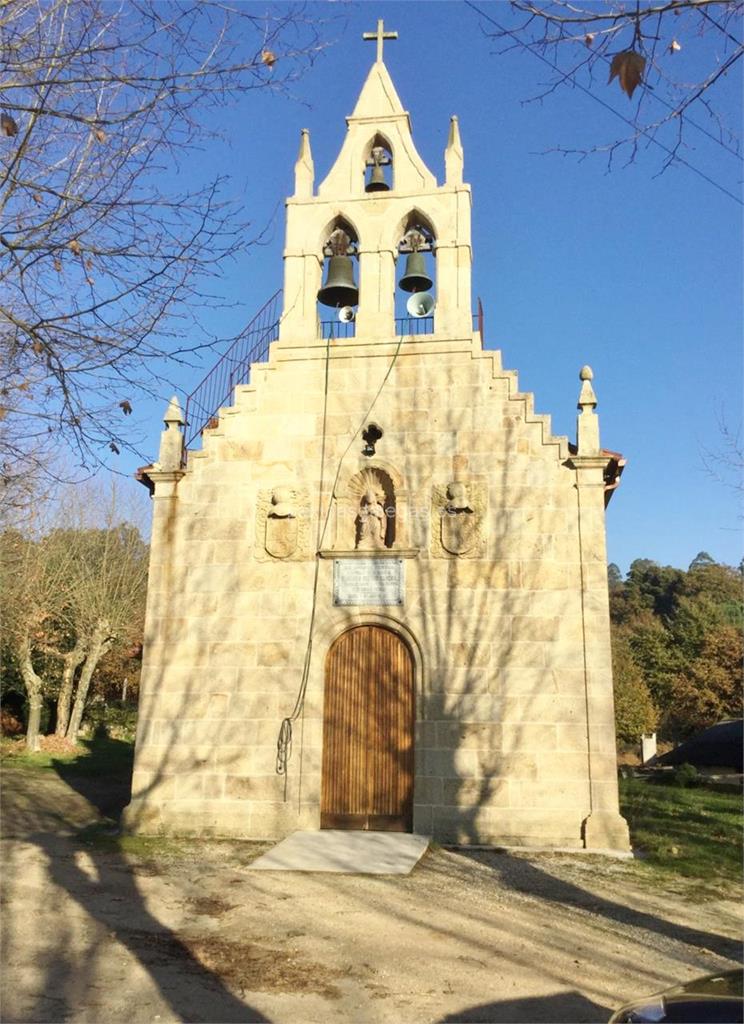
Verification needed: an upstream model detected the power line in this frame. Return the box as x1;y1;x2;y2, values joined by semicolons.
465;0;743;207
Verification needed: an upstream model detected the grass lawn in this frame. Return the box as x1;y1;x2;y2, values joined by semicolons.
0;733;134;776
620;776;743;893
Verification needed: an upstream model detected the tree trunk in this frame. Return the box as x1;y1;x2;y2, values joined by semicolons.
19;636;45;752
54;640;87;737
66;621;113;741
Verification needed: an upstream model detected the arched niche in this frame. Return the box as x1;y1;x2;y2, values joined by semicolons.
331;460;409;551
362;133;393;193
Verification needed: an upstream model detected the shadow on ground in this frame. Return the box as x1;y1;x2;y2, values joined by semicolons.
440;990;611;1023
1;739;270;1023
452;849;741;962
52;733;134;818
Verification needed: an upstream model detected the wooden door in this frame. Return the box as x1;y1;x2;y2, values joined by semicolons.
321;625;414;832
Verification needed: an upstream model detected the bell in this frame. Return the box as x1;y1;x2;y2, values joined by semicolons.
317;255;359;308
365;162;389;193
398;251;433;293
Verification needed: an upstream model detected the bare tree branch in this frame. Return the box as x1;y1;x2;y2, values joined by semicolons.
0;0;329;496
468;1;743;177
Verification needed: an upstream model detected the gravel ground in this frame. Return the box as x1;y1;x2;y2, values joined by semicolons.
1;767;741;1024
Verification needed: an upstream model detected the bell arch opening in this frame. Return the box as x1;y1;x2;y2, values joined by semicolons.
317;217;360;319
362;134;393;193
394;211;437;325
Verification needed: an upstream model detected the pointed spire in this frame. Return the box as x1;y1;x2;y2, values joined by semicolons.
445;115;464;186
159;394;184;470
293;128;314;198
576;366;600;454
163;394;185;427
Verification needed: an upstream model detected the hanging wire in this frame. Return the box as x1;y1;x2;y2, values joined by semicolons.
276;324;408;784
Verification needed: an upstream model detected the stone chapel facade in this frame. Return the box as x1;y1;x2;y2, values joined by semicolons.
124;32;630;852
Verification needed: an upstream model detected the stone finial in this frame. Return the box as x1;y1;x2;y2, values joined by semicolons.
293;128;314;199
158;394;185;471
578;365;597;410
576;365;600;454
445;115;464;186
163;394;185;427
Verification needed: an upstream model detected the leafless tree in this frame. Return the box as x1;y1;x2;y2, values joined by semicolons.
0;0;327;497
468;0;742;178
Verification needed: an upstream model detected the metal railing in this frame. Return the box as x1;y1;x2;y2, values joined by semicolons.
395;315;433;335
183;289;282;450
184;293;485;453
320;320;355;339
318;301;485;343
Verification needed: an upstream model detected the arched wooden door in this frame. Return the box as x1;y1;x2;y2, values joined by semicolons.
321;625;414;832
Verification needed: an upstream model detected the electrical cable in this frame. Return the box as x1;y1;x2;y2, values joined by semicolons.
465;0;743;207
276;324;407;785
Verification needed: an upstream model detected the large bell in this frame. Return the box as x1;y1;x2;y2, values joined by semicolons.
365;162;389;193
317;255;359;308
398;251;433;293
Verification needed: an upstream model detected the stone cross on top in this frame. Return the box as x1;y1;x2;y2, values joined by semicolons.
363;19;398;63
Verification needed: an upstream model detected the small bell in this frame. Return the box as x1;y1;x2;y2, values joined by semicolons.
365;146;390;193
366;163;389;192
399;251;433;293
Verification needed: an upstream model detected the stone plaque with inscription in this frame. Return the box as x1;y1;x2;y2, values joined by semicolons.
333;558;404;606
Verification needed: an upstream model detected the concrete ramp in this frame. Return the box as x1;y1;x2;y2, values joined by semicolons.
248;830;430;875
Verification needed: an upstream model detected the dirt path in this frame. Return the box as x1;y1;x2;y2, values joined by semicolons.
1;767;741;1023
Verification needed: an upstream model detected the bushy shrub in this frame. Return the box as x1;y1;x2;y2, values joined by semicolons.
673;762;699;788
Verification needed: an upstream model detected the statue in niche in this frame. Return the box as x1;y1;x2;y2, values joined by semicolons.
265;486;298;559
441;481;479;556
356;488;386;550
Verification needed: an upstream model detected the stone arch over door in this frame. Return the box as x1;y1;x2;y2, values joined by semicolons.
321;624;415;832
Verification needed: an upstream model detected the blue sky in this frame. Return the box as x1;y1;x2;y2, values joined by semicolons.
123;1;742;574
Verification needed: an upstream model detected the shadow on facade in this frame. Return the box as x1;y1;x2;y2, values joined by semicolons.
4;346;617;1017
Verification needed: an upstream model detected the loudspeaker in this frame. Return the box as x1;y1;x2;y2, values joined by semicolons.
406;292;435;317
338;306;355;323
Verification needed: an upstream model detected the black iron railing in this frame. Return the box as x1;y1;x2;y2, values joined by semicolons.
320;320;356;339
319;301;484;342
184;294;485;453
183;290;282;450
395;315;433;335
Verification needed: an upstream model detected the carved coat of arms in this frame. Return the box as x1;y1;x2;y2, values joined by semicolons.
431;481;486;558
255;486;310;560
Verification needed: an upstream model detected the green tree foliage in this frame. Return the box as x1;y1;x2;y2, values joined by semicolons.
612;635;658;743
610;557;743;741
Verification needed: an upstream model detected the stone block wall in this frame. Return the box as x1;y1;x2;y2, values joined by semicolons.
124;329;628;851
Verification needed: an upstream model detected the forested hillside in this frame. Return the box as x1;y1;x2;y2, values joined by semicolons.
609;553;743;743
